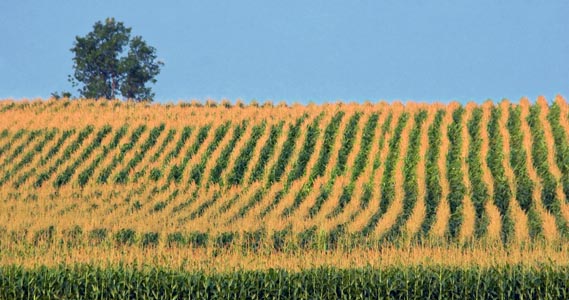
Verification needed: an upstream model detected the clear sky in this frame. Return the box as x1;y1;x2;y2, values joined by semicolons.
1;1;567;104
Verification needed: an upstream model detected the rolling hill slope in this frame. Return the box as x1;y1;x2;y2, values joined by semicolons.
1;97;568;251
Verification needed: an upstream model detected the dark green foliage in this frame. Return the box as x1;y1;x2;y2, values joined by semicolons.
378;113;410;216
256;116;309;217
1;265;569;299
446;107;466;241
70;18;163;101
189;122;231;185
141;232;159;248
277;112;346;218
335;113;362;176
487;107;514;243
467;108;490;238
188;232;209;248
209;122;248;185
418;109;444;237
114;124;165;184
362;113;409;236
152;201;167;212
149;168;161;181
286;115;322;185
308;113;362;217
272;228;291;251
267;117;306;185
248;122;284;183
64;225;83;248
359;182;374;210
0;129;56;186
508;106;543;240
242;229;266;252
310;111;345;181
114;228;136;246
326;113;381;219
97;125;146;184
382;110;427;241
226;123;266;186
0;129;25;158
326;224;346;250
548;102;569;204
168;125;210;184
149;128;176;163
359;113;393;211
164;127;192;165
54;125;112;187
166;232;187;248
0;130;41;170
527;105;569;237
214;232;236;248
35;126;94;187
298;226;318;250
351;113;380;181
279;116;323;217
77;125;127;187
32;226;56;246
0;129;8;139
88;228;108;246
42;130;75;166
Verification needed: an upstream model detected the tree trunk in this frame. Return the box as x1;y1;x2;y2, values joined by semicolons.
111;76;117;100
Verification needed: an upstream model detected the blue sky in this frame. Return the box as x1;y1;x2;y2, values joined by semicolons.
1;1;567;104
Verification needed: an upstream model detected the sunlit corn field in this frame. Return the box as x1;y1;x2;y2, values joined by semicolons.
1;97;568;298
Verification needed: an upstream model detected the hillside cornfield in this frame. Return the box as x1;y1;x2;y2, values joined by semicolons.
1;97;569;298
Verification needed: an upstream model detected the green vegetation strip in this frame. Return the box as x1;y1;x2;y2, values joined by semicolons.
115;124;165;184
383;110;427;241
286;111;344;215
226;122;266;186
308;112;361;217
446;107;466;240
547;103;569;204
248;122;284;183
359;113;393;211
209;121;248;185
14;129;73;188
167;125;209;184
486;107;514;243
527;105;569;238
466;108;491;238
78;125;128;187
54;125;112;187
0;265;567;299
327;113;379;219
361;113;409;235
189;122;231;185
418;110;444;238
97;125;146;184
0;129;25;158
35;126;94;187
0;129;56;186
508;106;543;240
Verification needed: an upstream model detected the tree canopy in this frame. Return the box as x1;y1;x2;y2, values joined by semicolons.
69;18;163;102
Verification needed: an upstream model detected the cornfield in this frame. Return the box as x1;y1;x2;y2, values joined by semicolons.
1;97;569;298
1;265;568;299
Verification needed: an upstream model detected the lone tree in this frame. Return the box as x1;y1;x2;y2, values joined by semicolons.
69;18;163;102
